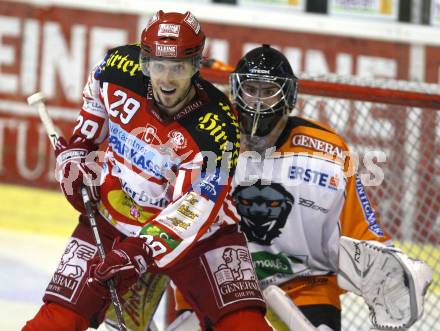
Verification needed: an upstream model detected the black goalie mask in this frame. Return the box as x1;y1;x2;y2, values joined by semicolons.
230;44;298;137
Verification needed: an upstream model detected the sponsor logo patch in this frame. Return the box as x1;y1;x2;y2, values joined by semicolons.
288;165;342;191
102;50;141;77
140;224;181;253
197;103;240;168
291;134;344;161
249;68;270;74
177;203;198;220
155;43;177;57
165;216;191;230
82;99;106;115
46;238;96;302
298;197;329;214
355;175;384;236
252;251;293;278
59;149;87;163
158;23;181;37
192;168;227;202
184;12;201;34
168;130;187;149
251;251;309;287
204;246;263;307
120;179;168;208
108;123;172;179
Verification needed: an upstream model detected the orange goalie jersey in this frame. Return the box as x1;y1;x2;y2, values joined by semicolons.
230;116;392;309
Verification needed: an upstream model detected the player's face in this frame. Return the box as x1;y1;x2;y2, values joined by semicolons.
149;59;195;110
241;80;282;111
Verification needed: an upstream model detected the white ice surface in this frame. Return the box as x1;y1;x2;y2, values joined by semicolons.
0;229;166;331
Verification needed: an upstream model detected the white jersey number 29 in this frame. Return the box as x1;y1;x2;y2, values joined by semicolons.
103;83;140;124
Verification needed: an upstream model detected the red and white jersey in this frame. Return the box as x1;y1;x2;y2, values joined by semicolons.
232;116;391;288
71;44;240;269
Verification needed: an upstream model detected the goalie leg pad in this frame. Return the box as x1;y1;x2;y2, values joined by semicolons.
337;236;432;330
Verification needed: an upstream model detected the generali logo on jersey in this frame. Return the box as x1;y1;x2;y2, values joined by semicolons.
46;238;96;302
155;43;177;57
203;246;264;307
291;134;344;160
158;23;180;38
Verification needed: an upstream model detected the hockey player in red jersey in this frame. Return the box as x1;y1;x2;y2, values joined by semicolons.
170;45;432;331
23;11;271;331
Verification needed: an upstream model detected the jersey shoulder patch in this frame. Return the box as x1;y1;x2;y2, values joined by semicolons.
181;81;240;168
277;116;349;161
96;44;144;94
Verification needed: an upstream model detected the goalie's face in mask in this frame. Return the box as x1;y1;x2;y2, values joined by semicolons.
238;79;285;138
241;80;283;110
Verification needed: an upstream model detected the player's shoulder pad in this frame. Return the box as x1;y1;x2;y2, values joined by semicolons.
94;44;144;92
189;78;240;167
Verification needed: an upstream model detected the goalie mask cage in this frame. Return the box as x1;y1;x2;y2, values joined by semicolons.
199;67;440;331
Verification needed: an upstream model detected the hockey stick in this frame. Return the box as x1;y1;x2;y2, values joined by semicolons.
263;285;319;331
27;92;59;148
81;187;127;331
27;92;128;331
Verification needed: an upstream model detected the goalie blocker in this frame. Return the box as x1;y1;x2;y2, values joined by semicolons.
338;236;432;330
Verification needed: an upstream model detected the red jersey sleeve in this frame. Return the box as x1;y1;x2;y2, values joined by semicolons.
70;61;109;145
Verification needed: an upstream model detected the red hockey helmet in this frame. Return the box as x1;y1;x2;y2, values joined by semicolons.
140;11;205;78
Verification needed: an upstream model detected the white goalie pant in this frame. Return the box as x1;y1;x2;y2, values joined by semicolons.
166;311;200;331
337;236;432;330
166;285;335;331
263;285;334;331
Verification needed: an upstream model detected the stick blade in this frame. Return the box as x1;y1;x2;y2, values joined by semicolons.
27;92;45;106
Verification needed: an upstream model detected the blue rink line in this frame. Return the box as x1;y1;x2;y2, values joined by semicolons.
0;257;49;304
